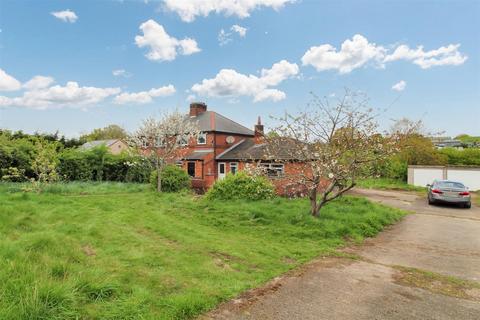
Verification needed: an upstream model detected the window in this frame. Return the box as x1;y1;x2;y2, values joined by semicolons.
197;132;207;145
175;161;183;168
177;134;188;146
230;162;238;175
155;136;165;147
187;162;195;177
259;163;284;177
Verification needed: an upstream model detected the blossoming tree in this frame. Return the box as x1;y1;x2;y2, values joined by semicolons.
129;111;200;192
265;90;399;217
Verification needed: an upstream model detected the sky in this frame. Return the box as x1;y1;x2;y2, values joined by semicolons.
0;0;479;137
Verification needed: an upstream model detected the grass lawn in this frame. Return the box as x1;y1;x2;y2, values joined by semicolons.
356;178;426;192
0;182;406;319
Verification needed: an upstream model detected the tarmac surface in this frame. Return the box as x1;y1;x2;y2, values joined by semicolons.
203;189;480;320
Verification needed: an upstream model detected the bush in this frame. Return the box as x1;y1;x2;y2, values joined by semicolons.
206;172;275;201
58;148;152;183
438;148;480;166
150;165;190;192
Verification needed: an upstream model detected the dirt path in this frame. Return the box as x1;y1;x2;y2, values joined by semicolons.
203;189;480;320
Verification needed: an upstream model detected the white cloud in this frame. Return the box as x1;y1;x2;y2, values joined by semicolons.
384;44;467;69
302;34;467;74
301;34;386;74
392;80;406;92
191;59;298;102
0;68;21;91
163;0;293;22
114;85;176;104
23;76;55;90
231;24;247;37
135;19;200;62
112;69;132;78
0;81;120;110
218;29;232;46
51;9;78;23
218;25;248;46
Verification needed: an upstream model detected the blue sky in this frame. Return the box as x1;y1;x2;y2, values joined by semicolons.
0;0;479;137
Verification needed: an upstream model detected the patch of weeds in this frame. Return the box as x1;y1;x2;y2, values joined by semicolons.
77;281;119;302
393;266;480;301
50;264;69;279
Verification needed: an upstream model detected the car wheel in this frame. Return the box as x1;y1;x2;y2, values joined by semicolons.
428;196;434;205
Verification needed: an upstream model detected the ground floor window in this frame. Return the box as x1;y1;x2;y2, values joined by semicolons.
230;162;238;174
187;162;195;177
259;162;284;177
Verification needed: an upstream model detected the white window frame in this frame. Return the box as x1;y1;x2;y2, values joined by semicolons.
197;132;207;145
154;136;165;148
230;162;238;175
259;162;284;177
177;134;188;146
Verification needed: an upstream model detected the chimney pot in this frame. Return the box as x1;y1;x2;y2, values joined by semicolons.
254;116;264;144
189;102;207;116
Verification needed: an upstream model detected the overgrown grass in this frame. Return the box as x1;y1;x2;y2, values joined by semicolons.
0;182;406;319
0;181;149;194
356;178;426;192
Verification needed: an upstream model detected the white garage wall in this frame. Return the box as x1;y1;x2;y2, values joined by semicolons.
409;166;480;191
410;168;444;187
447;169;480;191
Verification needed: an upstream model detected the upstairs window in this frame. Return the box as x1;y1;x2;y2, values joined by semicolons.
259;163;284;177
155;136;165;147
197;132;207;145
177;134;188;146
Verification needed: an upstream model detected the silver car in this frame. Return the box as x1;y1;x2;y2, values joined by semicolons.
427;180;471;208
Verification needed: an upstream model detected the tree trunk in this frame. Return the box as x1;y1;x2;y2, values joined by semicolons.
309;188;319;217
156;159;162;193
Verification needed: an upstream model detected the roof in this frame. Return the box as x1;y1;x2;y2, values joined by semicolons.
79;139;121;150
183;150;213;160
216;138;304;161
188;111;254;136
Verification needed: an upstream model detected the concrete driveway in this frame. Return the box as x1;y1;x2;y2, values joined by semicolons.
204;189;480;320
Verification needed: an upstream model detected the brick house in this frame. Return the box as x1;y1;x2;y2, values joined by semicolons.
80;139;129;155
178;102;307;194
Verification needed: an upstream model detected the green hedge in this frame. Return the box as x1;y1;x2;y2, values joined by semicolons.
150;165;190;192
438;148;480;166
206;172;275;201
57;148;152;183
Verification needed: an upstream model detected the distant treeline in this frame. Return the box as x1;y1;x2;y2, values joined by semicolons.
0;128;152;183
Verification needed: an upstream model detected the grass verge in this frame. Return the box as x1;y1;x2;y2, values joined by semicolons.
0;182;406;319
356;178;426;192
393;266;480;301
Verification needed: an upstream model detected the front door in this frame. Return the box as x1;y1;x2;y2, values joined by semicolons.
218;162;226;180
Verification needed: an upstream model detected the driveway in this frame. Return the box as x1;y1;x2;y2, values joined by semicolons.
203;189;480;320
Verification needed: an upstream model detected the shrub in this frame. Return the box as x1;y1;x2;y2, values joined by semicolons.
438;148;480;166
150;165;190;192
58;148;152;183
206;172;275;201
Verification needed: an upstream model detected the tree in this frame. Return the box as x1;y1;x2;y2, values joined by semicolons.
129;111;200;192
265;90;398;217
80;124;127;142
31;139;59;184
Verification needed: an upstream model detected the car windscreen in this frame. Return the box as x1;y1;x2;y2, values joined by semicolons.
436;181;465;189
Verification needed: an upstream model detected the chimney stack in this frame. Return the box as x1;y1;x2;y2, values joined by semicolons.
189;102;207;117
254;116;264;144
